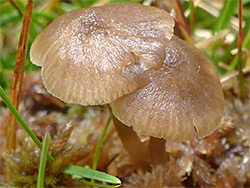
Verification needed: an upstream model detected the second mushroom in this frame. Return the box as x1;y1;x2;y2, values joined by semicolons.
111;36;225;167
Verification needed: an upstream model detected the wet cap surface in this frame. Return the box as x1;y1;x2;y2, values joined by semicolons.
30;2;174;105
111;36;225;141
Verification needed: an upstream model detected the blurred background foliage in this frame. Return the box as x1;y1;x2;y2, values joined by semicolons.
0;0;249;88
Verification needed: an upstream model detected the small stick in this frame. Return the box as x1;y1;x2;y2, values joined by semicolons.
113;116;150;171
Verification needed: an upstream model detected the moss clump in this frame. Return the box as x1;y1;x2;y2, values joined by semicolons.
3;122;92;187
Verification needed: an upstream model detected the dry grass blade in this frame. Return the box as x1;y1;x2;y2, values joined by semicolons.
174;0;192;43
237;0;245;101
5;0;34;181
174;0;189;30
220;67;250;90
6;0;33;150
195;30;229;51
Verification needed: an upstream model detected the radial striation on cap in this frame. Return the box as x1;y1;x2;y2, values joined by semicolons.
30;2;175;105
111;36;225;141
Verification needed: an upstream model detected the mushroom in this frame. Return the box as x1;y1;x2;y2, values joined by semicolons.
30;2;174;105
110;36;225;166
30;3;175;170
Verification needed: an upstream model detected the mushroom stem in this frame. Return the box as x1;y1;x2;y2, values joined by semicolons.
113;116;150;171
149;137;166;166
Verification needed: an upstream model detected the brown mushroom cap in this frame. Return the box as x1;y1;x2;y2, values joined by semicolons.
110;36;225;141
30;2;174;105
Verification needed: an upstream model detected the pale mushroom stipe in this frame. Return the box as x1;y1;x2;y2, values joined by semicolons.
30;2;224;169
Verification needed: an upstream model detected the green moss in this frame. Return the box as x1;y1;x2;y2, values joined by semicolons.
3;123;93;187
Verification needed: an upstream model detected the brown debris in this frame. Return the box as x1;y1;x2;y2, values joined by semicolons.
1;68;250;187
124;156;185;188
21;72;65;113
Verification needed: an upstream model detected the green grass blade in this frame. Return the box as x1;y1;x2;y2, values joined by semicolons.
37;126;50;188
188;0;195;35
211;0;238;62
33;12;57;22
62;165;121;185
0;85;54;161
92;112;113;170
213;0;238;33
82;180;121;188
243;0;250;5
15;0;25;12
0;63;11;89
0;13;20;27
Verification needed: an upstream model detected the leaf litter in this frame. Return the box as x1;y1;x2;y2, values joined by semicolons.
0;69;249;187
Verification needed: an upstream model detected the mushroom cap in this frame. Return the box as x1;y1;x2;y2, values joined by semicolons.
110;36;225;141
30;2;174;105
